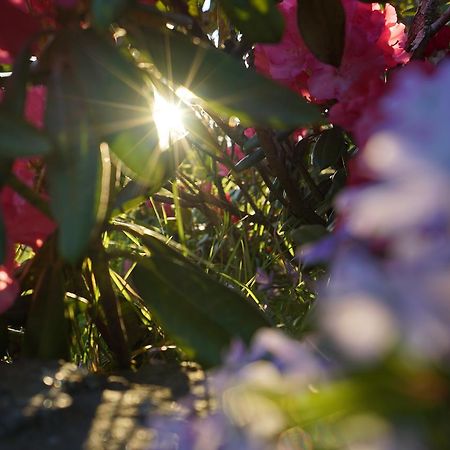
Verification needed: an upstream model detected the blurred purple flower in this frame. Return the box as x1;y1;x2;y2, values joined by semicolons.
316;60;450;364
255;268;274;291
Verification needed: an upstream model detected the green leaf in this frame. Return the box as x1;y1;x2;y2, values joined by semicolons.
291;224;328;245
234;147;266;171
91;0;131;30
128;225;270;366
0;113;51;158
45;56;100;263
46;29;171;186
134;27;322;129
311;127;347;171
219;0;284;43
297;0;346;67
112;181;148;216
24;259;69;360
66;29;164;183
1;47;32;117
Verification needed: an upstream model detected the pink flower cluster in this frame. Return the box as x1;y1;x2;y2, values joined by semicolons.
0;0;83;64
254;0;409;145
0;87;55;314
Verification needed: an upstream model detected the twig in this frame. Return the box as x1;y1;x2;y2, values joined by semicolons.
5;174;52;218
430;7;450;35
406;0;440;58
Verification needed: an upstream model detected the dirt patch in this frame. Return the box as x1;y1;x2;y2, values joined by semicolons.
0;360;206;450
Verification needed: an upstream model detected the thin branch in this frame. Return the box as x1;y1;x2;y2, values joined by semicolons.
430;7;450;34
5;174;52;218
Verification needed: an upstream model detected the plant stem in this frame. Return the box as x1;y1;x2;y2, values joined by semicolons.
90;241;131;368
5;174;52;218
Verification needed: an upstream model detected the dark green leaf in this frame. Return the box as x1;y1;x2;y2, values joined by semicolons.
24;259;69;359
1;47;32;117
128;226;270;366
0;113;51;158
297;0;346;67
46;29;171;187
134;27;322;129
66;29;164;183
220;0;284;43
291;224;328;245
91;0;131;30
234;147;266;171
242;133;260;153
45;56;100;263
112;181;148;216
311;127;347;171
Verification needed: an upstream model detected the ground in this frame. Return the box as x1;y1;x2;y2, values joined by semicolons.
0;360;206;450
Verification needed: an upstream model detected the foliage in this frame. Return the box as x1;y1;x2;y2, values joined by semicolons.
1;0;450;448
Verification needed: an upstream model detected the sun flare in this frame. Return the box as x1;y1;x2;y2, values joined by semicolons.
152;91;186;151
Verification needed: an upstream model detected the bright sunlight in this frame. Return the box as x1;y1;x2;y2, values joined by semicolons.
152;90;186;151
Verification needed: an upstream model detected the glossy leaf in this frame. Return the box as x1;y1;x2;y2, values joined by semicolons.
297;0;346;67
66;29;163;183
220;0;284;43
45;54;100;263
47;29;170;187
128;225;270;366
234;147;266;171
0;113;51;158
134;27;322;129
312;127;347;171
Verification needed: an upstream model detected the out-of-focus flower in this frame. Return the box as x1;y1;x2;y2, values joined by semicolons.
340;60;450;239
0;267;20;314
424;26;450;58
0;0;41;64
0;0;87;64
318;59;450;363
255;267;274;292
0;87;55;313
150;329;328;450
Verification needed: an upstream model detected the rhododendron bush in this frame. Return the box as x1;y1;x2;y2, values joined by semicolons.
0;0;450;448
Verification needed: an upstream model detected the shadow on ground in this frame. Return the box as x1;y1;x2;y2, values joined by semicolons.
0;360;206;450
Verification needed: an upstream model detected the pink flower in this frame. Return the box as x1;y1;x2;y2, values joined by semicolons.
25;86;47;129
254;0;316;98
0;267;19;314
0;1;41;64
254;0;409;139
2;160;55;249
218;143;246;177
424;26;450;57
0;87;54;313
